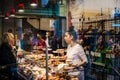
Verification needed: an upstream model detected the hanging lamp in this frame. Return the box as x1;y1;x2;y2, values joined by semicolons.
4;12;9;19
18;3;24;12
30;0;37;7
10;8;15;17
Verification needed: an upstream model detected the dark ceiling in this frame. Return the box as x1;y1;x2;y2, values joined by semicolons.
0;0;60;14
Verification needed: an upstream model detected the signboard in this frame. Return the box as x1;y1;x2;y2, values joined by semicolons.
112;24;120;27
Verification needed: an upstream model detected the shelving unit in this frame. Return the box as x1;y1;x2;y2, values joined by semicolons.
82;17;120;80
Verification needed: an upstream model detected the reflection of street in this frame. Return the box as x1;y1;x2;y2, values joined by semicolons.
69;0;84;30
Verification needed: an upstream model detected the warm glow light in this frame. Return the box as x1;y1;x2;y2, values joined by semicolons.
30;0;37;7
18;9;24;12
4;12;9;19
30;3;37;7
5;17;9;19
18;3;24;12
10;8;15;17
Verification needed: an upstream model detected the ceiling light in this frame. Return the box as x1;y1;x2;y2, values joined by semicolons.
4;12;9;19
10;8;15;17
18;3;24;12
30;0;37;7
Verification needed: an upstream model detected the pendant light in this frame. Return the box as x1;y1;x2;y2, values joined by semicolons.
10;8;15;17
4;12;9;19
18;3;24;12
30;0;37;7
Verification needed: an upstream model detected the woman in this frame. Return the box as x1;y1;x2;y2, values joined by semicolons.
0;32;17;79
62;31;88;80
36;33;46;51
21;33;32;52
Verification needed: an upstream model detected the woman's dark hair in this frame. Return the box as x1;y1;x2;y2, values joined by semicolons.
66;31;77;41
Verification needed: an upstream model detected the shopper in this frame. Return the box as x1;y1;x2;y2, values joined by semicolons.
61;31;88;80
21;33;32;52
0;32;17;79
36;33;46;51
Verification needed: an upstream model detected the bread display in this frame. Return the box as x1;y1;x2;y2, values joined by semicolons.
18;51;71;80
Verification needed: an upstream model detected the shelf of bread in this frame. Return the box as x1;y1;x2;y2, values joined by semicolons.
17;51;72;80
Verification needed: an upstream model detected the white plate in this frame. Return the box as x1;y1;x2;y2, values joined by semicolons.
43;48;52;51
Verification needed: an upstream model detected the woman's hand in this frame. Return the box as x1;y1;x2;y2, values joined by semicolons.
63;65;74;70
56;49;65;56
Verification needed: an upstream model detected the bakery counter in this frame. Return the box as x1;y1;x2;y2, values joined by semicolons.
17;52;69;80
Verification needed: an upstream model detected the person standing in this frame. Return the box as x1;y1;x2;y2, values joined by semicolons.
62;31;88;80
36;33;46;51
20;33;32;52
0;32;17;79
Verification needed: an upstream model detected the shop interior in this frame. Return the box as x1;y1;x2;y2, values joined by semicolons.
0;0;120;80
